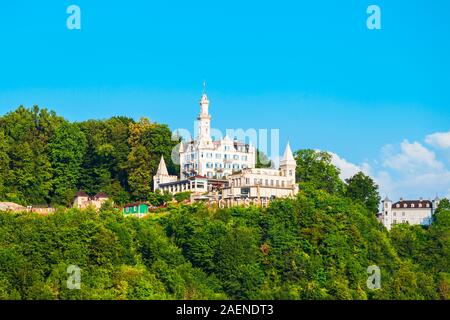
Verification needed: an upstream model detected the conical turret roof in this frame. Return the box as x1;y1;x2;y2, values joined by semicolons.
156;156;169;176
281;142;295;164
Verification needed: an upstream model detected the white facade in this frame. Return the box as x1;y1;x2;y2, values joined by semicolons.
222;143;299;206
155;175;209;195
179;93;257;179
381;197;440;230
72;191;110;211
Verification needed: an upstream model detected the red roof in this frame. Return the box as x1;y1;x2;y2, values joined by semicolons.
188;175;207;180
75;190;88;197
95;192;109;198
123;202;151;208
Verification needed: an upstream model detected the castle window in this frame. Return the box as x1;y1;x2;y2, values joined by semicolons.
289;170;293;176
233;155;239;160
216;153;221;159
426;203;430;207
396;204;400;208
242;156;247;161
393;212;396;217
411;204;415;208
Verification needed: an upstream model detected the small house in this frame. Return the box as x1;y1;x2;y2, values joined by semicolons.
73;190;110;211
122;203;151;215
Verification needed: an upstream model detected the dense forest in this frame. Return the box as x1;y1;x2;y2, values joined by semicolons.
0;191;448;299
0;106;449;300
0;106;179;206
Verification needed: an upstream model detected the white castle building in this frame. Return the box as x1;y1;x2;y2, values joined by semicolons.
221;143;298;207
153;92;298;206
381;196;441;230
178;93;257;179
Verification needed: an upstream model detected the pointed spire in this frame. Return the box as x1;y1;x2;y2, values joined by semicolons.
281;142;295;162
156;156;169;176
384;195;391;202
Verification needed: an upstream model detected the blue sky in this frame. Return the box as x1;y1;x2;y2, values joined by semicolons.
1;0;450;200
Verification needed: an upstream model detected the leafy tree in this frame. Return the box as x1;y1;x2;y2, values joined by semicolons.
174;192;191;203
345;171;381;214
0;130;10;199
49;122;87;205
294;149;345;195
148;190;173;206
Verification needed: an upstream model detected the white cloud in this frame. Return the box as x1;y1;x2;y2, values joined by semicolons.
329;152;371;180
382;140;444;174
425;131;450;149
327;138;450;201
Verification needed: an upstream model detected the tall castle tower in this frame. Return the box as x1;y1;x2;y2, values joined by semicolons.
178;88;257;180
196;92;212;147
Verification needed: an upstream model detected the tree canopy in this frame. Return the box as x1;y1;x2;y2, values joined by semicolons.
0;106;178;206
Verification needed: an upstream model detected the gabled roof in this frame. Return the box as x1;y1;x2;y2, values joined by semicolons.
75;190;88;197
95;192;109;199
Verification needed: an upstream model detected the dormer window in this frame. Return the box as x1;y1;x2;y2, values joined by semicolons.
396;204;400;208
404;204;407;208
419;204;422;208
426;203;430;207
411;204;415;208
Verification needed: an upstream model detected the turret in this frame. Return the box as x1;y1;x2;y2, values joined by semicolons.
280;142;296;184
197;92;212;144
153;156;177;190
382;196;392;211
432;196;440;214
